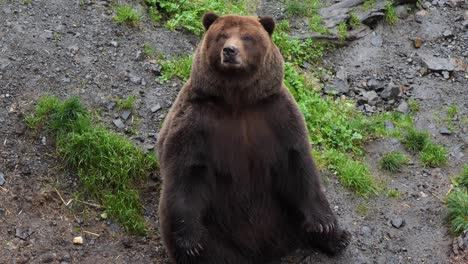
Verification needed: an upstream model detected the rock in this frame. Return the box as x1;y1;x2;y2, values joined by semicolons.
113;119;125;129
109;40;118;47
135;50;145;61
395;5;409;19
38;252;57;263
380;82;400;100
419;54;455;72
360;225;372;237
391;218;406;229
151;104;162;113
0;172;5;186
0;208;5;217
73;236;83;245
414;37;423;48
370;35;383;47
15;228;33;240
384;120;395;131
396;100;409;113
362;91;379;106
463;20;468;29
442;71;450;79
41;136;47;145
121;110;131;120
442;29;454;38
439;127;452;135
366;78;380;90
144;144;154;150
62;77;71;83
128;74;142;85
364;104;375;113
324;78;349;95
415;10;428;23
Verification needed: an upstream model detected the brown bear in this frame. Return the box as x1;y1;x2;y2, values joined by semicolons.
157;12;351;264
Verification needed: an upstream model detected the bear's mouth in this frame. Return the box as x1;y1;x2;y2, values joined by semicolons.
222;57;240;65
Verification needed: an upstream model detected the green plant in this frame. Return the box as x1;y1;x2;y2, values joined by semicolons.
158;55;193;83
379;151;408;172
403;129;429;152
454;164;468;189
337;22;348;42
285;0;321;17
420;142;448;167
117;95;137;111
23;0;31;5
309;15;331;34
408;98;420;112
362;0;376;11
384;1;398;25
26;96;157;234
349;12;361;29
143;43;154;58
114;5;141;26
446;104;459;120
386;189;401;198
447;188;468;234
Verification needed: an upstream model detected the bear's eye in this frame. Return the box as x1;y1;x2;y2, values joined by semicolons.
217;33;228;41
241;35;252;41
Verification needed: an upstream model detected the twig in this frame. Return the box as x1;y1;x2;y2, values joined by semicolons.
83;230;100;237
54;188;68;206
73;199;102;208
428;190;446;203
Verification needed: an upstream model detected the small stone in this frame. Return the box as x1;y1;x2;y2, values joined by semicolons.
109;41;118;47
113;119;125;129
62;78;71;83
73;236;83;245
0;172;5;186
419;54;454;72
151;104;162;113
391;218;406;229
39;252;56;263
360;226;372;237
135;50;144;61
107;101;116;110
367;78;380;90
302;61;311;70
41;136;47;145
381;82;400;100
324;78;349;95
15;228;33;240
129;74;142;85
396;100;409;113
442;71;450;79
443;30;454;38
144;144;154;150
384;120;395;131
0;208;4;217
395;5;409;19
439;127;452;135
362;91;379;106
121;110;131;120
420;191;428;198
370;35;383;47
415;10;428;23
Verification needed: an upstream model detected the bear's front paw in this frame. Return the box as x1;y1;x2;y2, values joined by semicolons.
173;222;206;257
302;211;337;235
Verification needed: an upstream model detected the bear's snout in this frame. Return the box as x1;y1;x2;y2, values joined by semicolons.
222;44;241;65
223;45;238;57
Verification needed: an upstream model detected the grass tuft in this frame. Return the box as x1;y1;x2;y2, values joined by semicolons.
403;129;429;152
362;0;376;11
114;5;141;26
379;151;408;172
27;96;157;234
420;142;448;167
349;12;361;29
309;15;331;34
408;98;420;113
446;104;459;119
337;22;348;42
285;0;321;17
384;1;398;25
386;189;402;199
454;164;468;189
116;95;137;111
158;55;193;83
447;188;468;235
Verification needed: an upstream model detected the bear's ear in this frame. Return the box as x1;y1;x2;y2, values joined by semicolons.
202;12;219;30
259;16;275;36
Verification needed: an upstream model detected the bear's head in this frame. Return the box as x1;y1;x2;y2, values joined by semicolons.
201;12;275;74
190;12;284;106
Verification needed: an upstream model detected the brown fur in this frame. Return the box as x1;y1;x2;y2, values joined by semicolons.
157;13;350;264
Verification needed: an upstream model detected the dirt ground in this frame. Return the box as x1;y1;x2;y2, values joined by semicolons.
0;0;467;263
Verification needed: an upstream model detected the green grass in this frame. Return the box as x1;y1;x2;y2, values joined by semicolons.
158;55;193;83
337;22;348;42
408;98;420;113
285;0;321;17
309;15;331;34
362;0;376;11
454;165;468;189
26;96;157;234
116;95;137;111
386;189;402;199
447;165;468;235
23;0;31;5
349;12;361;30
420;142;448;167
379;151;408;172
114;5;141;26
403;129;429;152
384;1;398;25
446;104;459;119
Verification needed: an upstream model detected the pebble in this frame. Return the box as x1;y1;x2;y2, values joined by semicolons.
391;218;406;229
381;82;400;100
396;100;409;113
370;35;383;47
0;172;5;186
113;119;125;129
107;101;116;110
384;120;395;131
360;225;372;237
121;110;131;120
73;236;83;245
443;29;454;38
442;71;450;79
144;144;154;150
109;40;118;47
362;91;379;106
151;104;162;113
0;207;5;217
439;127;452;135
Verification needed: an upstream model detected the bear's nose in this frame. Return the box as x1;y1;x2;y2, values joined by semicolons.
223;45;238;57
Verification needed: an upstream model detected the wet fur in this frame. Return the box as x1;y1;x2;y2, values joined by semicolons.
157;13;350;264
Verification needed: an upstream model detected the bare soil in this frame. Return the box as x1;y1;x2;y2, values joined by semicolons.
1;1;467;263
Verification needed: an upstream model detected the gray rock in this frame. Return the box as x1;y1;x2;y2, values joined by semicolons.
107;101;116;110
151;104;162;113
324;78;349;95
396;101;409;113
0;208;5;217
391;218;406;229
395;5;409;19
367;79;380;90
144;144;154;150
129;74;142;85
381;83;400;100
121;110;131;120
443;29;453;38
362;91;379;106
15;228;33;240
360;225;372;237
419;54;455;71
442;71;450;79
109;40;118;47
62;77;71;83
384;120;395;131
371;35;383;47
463;20;468;29
439;127;452;135
0;172;5;186
113;119;125;129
